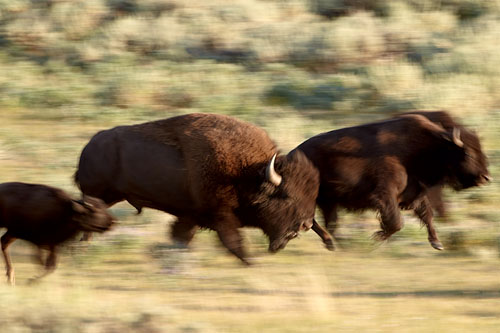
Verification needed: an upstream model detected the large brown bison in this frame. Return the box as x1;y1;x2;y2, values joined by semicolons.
295;112;490;250
0;182;115;285
75;113;320;264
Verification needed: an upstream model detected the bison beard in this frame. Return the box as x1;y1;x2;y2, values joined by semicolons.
75;113;320;264
295;112;490;250
0;182;115;285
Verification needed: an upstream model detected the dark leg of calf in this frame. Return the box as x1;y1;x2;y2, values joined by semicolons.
214;212;249;265
373;197;403;242
170;216;199;248
311;219;335;251
1;232;16;285
29;246;58;284
414;198;443;250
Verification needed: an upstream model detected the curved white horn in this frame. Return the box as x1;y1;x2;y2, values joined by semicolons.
265;153;282;186
453;127;464;147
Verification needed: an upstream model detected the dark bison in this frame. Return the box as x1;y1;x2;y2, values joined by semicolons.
396;111;490;219
75;113;320;264
0;182;115;285
295;112;490;250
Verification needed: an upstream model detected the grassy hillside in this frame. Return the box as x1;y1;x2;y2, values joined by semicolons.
0;1;499;331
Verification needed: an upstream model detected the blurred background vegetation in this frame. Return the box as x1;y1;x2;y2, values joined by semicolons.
0;0;499;332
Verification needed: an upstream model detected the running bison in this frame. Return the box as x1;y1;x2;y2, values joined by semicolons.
0;182;115;285
295;112;490;250
397;110;490;219
75;113;320;264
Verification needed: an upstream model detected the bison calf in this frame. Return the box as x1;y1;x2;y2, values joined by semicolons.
0;182;115;285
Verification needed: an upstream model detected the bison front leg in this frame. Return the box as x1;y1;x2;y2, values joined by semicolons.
311;219;335;251
214;212;250;265
317;201;339;236
426;186;446;219
373;198;403;242
414;198;443;250
170;216;199;248
1;232;16;285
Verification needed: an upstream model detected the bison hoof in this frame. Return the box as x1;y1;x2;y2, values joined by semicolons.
324;239;335;251
372;230;388;242
430;241;444;251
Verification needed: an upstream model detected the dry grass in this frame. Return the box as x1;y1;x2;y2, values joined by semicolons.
0;1;499;330
0;111;498;331
0;223;499;332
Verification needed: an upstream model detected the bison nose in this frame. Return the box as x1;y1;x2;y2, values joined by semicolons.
301;219;313;231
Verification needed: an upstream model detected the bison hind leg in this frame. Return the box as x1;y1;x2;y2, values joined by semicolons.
373;197;403;243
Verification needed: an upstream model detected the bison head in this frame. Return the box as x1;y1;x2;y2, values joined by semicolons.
447;128;490;190
72;195;115;232
242;150;319;253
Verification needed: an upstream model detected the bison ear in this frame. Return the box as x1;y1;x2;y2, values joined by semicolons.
72;200;89;214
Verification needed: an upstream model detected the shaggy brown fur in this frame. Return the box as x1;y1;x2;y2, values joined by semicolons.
0;182;114;285
295;112;489;251
75;113;320;264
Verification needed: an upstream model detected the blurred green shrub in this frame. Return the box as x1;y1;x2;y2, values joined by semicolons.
309;0;389;19
453;0;487;21
0;0;498;121
287;13;385;70
106;0;139;15
264;80;348;110
19;88;73;108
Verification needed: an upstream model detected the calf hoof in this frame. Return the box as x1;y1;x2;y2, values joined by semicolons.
240;257;254;266
430;241;444;251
